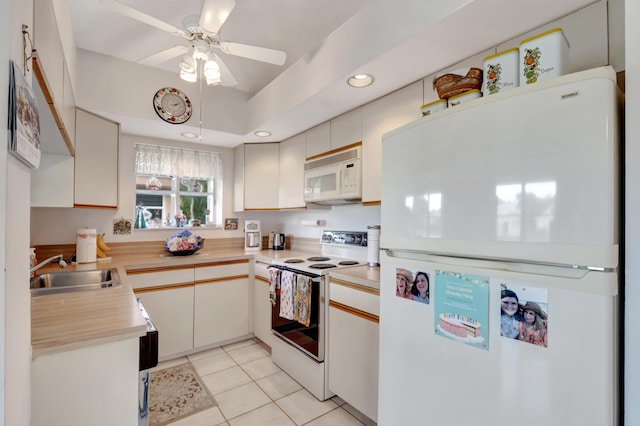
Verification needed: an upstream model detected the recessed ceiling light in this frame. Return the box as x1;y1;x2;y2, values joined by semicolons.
347;74;374;88
181;131;199;138
254;130;272;137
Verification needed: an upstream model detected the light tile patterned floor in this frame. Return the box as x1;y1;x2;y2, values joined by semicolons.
150;338;376;426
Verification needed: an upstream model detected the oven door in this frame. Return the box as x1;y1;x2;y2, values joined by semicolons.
270;267;325;362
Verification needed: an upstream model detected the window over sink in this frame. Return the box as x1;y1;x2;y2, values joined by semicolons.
134;143;222;229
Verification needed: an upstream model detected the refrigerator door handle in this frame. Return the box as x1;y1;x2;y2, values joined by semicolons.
382;248;613;278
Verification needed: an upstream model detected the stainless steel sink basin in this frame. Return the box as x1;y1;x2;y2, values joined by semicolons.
30;268;122;296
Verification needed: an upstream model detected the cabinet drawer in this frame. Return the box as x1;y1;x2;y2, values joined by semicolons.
330;280;380;317
194;259;250;282
126;265;194;289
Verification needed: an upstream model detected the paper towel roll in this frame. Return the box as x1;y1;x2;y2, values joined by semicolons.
367;225;380;266
76;228;97;263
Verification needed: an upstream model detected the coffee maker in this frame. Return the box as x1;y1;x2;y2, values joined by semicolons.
244;220;262;251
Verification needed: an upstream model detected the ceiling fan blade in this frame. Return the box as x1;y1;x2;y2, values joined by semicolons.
210;53;238;87
100;0;185;36
199;0;236;34
218;41;286;66
138;45;189;66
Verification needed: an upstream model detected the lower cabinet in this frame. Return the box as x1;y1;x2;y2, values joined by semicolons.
194;260;250;347
137;285;195;357
127;265;195;359
127;259;250;359
32;338;139;426
253;260;276;347
328;278;380;422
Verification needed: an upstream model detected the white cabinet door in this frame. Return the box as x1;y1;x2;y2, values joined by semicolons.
330;107;362;150
305;121;330;158
279;133;306;209
128;266;195;358
194;260;251;347
137;286;195;358
362;81;423;203
243;143;280;210
253;261;276;347
33;0;64;107
74;109;119;208
328;279;380;422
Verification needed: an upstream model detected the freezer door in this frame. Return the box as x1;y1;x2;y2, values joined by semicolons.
378;250;618;426
381;67;621;269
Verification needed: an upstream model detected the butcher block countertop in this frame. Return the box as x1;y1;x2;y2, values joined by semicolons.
31;240;273;359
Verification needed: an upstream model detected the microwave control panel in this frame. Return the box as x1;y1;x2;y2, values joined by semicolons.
340;160;360;195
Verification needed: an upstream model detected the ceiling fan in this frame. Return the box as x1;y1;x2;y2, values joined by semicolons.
100;0;287;87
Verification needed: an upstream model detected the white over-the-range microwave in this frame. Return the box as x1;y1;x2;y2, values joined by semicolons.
303;146;362;205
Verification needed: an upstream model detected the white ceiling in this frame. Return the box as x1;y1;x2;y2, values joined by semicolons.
61;0;599;149
69;0;371;95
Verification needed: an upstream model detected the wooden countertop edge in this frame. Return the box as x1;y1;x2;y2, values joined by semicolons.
32;327;147;360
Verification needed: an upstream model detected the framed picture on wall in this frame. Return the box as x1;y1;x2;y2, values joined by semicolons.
225;218;238;230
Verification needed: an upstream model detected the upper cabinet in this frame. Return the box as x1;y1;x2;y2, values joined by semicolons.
279;133;306;209
33;0;75;154
330;107;362;151
235;143;280;211
305;122;330;159
362;82;423;204
74;109;119;208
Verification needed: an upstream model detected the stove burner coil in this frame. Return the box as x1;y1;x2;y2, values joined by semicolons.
308;263;337;269
338;260;359;266
307;256;331;262
284;259;305;264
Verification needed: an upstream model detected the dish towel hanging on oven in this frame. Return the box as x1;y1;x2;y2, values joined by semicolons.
268;268;280;306
294;274;312;327
279;270;296;320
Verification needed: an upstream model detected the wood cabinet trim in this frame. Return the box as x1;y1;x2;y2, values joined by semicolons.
330;278;380;296
255;276;270;284
194;275;249;285
126;264;194;274
195;259;250;268
32;54;75;155
305;141;363;161
329;300;379;323
133;282;194;293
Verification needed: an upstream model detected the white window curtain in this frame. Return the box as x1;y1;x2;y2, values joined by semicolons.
135;143;222;180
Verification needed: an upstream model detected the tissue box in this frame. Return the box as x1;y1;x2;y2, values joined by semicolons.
519;28;569;86
483;48;519;95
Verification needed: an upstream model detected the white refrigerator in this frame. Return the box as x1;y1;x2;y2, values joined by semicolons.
378;66;621;426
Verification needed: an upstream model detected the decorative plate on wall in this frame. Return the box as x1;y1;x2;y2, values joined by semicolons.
153;87;192;124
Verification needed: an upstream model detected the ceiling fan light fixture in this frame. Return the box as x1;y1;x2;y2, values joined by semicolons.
204;60;221;79
180;68;197;82
206;75;222;86
347;73;374;88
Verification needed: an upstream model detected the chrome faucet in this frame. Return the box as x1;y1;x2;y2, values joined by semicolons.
30;255;67;274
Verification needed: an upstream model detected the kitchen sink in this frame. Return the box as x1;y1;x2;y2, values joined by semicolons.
30;268;122;296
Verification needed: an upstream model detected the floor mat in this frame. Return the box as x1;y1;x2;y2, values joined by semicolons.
149;362;217;425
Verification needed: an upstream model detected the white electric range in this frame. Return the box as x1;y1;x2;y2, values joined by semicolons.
269;230;368;400
271;230;368;274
